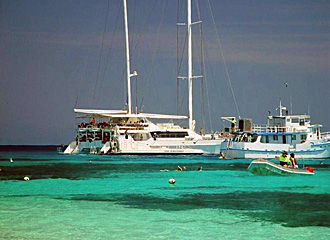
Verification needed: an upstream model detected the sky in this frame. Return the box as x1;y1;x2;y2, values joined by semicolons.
0;0;329;145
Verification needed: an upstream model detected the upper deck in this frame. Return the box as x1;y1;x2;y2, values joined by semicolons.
251;114;322;134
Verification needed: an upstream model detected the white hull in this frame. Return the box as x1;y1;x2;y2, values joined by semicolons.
152;139;222;155
248;159;314;175
117;136;221;155
221;100;330;160
119;148;203;155
64;135;219;155
221;140;330;159
64;133;223;155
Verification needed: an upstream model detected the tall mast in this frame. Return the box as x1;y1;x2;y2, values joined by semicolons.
123;0;136;114
187;0;193;130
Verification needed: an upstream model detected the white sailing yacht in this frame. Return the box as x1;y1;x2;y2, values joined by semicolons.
63;0;224;155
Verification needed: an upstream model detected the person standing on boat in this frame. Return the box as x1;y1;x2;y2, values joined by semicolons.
153;133;158;141
90;117;95;125
230;118;236;133
276;151;292;167
290;153;298;168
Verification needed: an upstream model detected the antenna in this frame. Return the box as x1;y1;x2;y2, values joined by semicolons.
306;94;310;115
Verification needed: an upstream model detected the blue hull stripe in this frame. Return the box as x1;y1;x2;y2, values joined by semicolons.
221;147;325;154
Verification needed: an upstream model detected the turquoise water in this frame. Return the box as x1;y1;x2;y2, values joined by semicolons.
1;150;330;239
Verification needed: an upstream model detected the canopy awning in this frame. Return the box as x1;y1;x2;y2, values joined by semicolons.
74;109;187;120
74;109;127;114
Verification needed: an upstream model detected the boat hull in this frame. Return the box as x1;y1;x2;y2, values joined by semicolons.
220;141;330;159
115;150;203;155
154;139;222;155
248;159;314;176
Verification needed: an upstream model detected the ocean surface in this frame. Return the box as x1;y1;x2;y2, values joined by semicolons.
1;146;330;240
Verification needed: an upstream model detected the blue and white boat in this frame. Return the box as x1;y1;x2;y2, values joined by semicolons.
220;100;330;159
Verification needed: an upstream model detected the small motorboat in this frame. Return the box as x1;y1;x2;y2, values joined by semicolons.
248;159;314;176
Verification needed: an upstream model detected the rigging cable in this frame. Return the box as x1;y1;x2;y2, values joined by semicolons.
202;37;225;129
176;0;186;115
92;0;111;103
96;0;122;106
197;2;214;132
203;54;213;132
195;0;206;130
139;0;167;112
206;0;241;119
74;3;103;109
205;39;225;128
74;47;91;108
130;0;158;61
131;0;137;45
176;0;180;115
176;29;188;114
135;46;151;112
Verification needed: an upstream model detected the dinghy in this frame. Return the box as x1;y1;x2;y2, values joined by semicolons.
248;159;314;176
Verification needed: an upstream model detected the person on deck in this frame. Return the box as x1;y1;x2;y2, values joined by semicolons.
200;128;204;136
230;118;236;133
276;151;292;167
153;133;158;141
90;118;95;124
290;153;298;168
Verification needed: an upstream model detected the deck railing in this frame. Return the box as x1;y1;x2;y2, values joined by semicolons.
321;131;330;140
252;124;291;133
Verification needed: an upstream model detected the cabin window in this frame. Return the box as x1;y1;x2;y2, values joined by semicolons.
251;134;258;142
103;132;110;141
131;133;150;141
95;131;102;140
260;136;269;143
260;136;267;143
292;118;299;123
79;133;87;142
273;135;278;141
283;135;287;144
151;132;189;138
292;135;296;140
274;118;282;125
301;135;307;140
